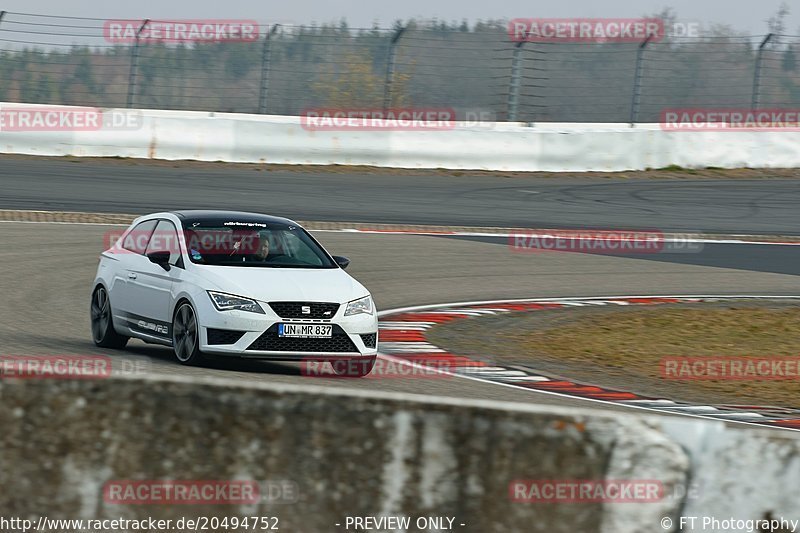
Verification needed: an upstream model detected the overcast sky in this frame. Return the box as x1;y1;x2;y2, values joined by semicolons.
2;0;795;34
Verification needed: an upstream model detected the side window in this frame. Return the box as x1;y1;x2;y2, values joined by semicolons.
122;220;158;254
145;220;182;266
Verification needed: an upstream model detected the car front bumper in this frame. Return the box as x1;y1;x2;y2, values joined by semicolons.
196;300;378;360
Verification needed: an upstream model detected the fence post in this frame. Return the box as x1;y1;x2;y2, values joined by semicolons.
383;26;406;111
258;24;280;114
0;12;6;104
126;19;149;109
752;33;774;110
507;41;525;122
630;35;652;125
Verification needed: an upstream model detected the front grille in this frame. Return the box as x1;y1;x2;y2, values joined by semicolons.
207;328;246;345
268;302;340;319
360;333;377;349
247;324;358;353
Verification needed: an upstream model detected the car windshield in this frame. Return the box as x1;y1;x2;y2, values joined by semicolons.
183;222;337;269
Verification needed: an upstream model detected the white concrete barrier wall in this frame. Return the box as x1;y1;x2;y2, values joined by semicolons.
2;374;800;532
2;102;800;171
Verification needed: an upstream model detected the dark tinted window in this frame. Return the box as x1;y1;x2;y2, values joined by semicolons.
184;223;336;269
121;219;158;254
145;220;182;265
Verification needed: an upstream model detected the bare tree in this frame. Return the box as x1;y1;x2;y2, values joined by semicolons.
767;2;790;48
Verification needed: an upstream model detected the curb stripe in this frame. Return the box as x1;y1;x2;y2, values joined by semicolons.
378;295;800;431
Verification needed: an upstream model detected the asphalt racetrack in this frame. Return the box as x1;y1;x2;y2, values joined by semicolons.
1;157;799;423
2;156;800;234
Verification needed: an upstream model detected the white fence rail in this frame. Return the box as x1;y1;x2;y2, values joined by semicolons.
1;103;799;171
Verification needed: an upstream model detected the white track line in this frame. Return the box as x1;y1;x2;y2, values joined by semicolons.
377;295;800;432
2;218;799;245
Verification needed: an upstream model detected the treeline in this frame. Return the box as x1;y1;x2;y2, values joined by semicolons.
1;17;799;122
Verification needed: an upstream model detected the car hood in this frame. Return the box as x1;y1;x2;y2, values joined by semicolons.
195;266;369;304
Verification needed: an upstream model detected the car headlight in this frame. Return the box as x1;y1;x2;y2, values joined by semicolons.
344;295;373;316
207;291;265;314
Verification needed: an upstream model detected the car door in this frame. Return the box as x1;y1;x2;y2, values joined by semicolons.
124;219;182;341
109;219;158;326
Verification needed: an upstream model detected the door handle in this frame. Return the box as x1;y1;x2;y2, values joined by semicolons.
128;272;138;280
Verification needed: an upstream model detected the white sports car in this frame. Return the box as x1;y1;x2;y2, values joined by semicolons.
90;210;378;376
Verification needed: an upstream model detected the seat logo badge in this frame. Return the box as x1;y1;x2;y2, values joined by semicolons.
301;306;311;314
324;311;332;316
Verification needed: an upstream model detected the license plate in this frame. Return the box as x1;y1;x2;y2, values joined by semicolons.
278;323;333;338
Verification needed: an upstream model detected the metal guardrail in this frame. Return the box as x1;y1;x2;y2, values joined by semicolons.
0;11;799;122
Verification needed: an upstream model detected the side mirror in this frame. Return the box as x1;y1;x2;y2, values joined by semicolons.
332;255;350;269
147;250;172;270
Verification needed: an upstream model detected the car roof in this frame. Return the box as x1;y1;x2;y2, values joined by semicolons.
170;210;298;227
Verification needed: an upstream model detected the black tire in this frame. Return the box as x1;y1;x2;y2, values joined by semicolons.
330;356;376;378
90;286;128;348
172;301;205;365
